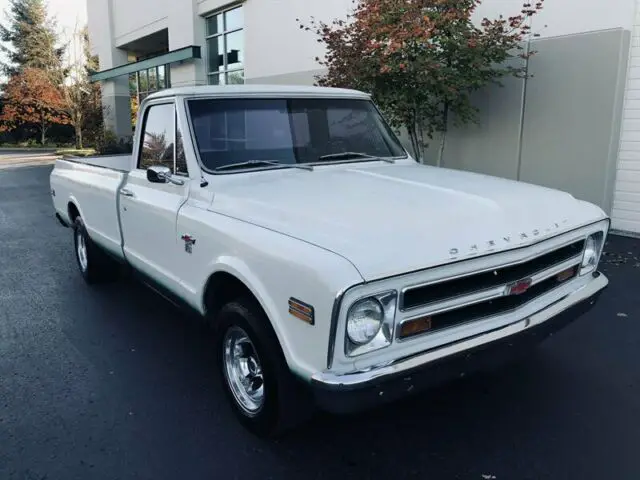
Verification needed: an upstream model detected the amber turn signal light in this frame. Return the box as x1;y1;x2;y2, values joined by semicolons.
556;266;577;283
288;298;315;325
399;315;433;338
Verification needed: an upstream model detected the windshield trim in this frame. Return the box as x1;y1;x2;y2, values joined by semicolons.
183;96;411;176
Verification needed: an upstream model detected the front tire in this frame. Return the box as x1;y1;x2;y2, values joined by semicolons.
216;296;313;437
73;216;118;284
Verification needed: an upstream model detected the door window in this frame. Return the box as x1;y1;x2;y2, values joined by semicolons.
139;103;175;171
175;112;189;176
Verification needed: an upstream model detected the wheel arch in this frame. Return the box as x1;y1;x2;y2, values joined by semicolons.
66;195;84;224
201;261;295;371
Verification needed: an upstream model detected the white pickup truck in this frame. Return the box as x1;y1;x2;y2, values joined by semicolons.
50;85;609;436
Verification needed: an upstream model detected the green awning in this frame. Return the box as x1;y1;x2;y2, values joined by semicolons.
90;46;201;82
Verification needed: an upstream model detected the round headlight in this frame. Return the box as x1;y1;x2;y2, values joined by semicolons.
346;297;384;345
582;235;598;269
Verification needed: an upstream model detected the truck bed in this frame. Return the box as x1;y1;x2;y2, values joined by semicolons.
50;156;129;260
62;154;131;172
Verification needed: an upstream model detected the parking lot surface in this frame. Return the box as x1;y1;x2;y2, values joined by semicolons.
1;165;639;479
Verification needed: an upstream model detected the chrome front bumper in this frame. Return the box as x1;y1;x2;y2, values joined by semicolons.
311;272;607;408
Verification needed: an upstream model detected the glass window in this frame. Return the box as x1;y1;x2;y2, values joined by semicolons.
148;67;157;90
132;64;171;125
207;36;224;72
138;69;149;93
206;13;223;36
158;66;165;89
225;6;243;31
225;30;243;71
208;73;224;85
205;5;244;86
187;98;407;171
139;103;175;171
176;114;189;176
227;70;244;85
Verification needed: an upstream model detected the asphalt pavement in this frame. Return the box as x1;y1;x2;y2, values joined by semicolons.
1;165;639;480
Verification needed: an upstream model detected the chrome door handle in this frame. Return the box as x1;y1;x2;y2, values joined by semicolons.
120;188;135;197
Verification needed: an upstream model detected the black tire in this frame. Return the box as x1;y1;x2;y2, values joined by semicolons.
216;296;314;437
73;216;118;284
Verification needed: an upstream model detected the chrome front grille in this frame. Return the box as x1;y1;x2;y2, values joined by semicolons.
398;239;586;339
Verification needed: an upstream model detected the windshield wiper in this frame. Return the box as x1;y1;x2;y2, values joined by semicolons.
214;160;313;172
318;152;396;163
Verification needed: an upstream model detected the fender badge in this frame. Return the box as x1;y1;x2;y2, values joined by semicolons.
181;234;196;254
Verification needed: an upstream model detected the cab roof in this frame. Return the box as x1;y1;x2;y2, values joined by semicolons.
145;84;372;102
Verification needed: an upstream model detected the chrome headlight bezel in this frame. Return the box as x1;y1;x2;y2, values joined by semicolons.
580;231;605;275
345;290;397;357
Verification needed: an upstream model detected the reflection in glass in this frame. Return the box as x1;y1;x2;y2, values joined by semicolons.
205;6;244;85
207;36;224;73
225;7;243;31
208;73;225;85
138;69;148;92
227;70;244;85
176;117;188;175
148;67;157;90
188;98;407;171
140;104;174;170
226;30;243;71
206;14;223;36
158;65;165;89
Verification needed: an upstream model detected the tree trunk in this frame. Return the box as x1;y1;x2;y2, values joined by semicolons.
408;123;421;163
41;115;46;146
75;123;83;149
437;130;447;168
436;103;449;168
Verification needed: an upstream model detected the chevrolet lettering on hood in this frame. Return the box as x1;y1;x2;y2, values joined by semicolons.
448;219;571;259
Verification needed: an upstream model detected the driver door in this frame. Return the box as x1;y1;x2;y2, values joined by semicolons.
119;101;190;294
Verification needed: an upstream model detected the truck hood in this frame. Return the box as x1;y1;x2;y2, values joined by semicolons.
209;162;606;281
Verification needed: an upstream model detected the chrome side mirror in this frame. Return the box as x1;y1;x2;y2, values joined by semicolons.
147;165;171;183
147;165;185;185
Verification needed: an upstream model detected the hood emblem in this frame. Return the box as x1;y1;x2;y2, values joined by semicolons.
448;220;569;259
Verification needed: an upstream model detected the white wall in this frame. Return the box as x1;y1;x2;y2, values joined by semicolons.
111;0;170;47
170;0;207;86
238;0;637;82
613;0;640;233
473;0;635;38
243;0;354;79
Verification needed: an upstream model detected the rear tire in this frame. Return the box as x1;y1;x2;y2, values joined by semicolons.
216;296;314;437
73;216;118;284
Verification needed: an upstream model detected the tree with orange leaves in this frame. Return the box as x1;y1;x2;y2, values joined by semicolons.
300;0;544;164
0;67;69;145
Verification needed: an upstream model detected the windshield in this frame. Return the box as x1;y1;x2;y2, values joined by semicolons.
187;97;407;172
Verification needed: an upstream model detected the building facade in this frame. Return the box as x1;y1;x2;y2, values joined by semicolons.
87;0;640;235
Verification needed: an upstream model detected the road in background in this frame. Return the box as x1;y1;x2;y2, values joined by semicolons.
1;165;639;480
0;149;57;169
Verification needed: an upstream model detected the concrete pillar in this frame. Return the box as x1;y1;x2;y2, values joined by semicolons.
88;0;133;139
101;76;133;139
168;0;207;87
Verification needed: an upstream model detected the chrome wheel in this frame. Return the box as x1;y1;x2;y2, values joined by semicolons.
76;229;88;272
222;326;265;415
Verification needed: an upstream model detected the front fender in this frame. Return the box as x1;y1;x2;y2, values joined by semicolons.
199;246;362;380
178;207;364;381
